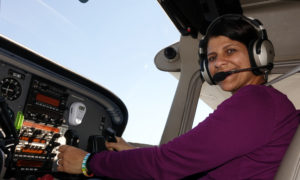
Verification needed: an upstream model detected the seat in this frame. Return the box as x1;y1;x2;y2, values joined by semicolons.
275;125;300;180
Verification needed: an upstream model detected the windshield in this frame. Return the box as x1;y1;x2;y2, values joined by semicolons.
0;0;211;145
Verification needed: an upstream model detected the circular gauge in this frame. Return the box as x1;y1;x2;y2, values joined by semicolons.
0;78;22;101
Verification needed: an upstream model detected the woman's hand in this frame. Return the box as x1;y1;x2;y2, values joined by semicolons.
57;145;88;174
56;138;135;174
106;137;136;151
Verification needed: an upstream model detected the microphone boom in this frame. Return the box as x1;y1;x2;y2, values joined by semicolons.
212;64;273;83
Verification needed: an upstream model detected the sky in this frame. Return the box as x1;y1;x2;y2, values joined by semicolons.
0;0;212;145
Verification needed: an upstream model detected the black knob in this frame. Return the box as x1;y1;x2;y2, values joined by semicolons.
64;129;79;147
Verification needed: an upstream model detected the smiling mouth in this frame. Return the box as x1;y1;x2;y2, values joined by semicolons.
219;69;235;73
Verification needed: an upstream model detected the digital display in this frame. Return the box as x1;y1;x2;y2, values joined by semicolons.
36;93;60;107
16;160;44;167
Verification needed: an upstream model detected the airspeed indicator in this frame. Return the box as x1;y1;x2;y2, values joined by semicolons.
0;78;22;101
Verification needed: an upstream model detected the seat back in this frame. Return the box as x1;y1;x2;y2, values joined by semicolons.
275;125;300;180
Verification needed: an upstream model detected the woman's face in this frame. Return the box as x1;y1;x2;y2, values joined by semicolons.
207;35;263;93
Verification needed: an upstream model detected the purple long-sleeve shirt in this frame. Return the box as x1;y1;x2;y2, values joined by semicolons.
89;85;300;179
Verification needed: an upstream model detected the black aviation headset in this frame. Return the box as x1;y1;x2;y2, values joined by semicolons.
199;14;275;85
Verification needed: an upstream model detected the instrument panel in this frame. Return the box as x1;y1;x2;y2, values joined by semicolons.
0;35;128;179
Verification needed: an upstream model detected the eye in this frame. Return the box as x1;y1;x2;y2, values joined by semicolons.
207;55;216;62
226;48;236;55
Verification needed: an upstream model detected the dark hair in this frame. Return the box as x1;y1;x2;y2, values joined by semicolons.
204;17;259;49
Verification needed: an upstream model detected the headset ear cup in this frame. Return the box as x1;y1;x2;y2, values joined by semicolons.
248;39;262;75
199;39;215;85
254;39;275;67
200;58;215;85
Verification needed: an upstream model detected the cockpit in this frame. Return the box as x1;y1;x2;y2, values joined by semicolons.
1;0;300;179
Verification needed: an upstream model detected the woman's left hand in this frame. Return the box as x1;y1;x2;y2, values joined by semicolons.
106;137;136;152
57;145;88;174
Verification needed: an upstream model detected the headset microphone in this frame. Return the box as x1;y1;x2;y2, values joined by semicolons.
212;71;233;82
212;64;273;83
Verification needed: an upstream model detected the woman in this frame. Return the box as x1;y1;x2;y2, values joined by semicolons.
57;14;299;179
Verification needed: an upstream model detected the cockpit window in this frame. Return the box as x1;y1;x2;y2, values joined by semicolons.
0;1;183;145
